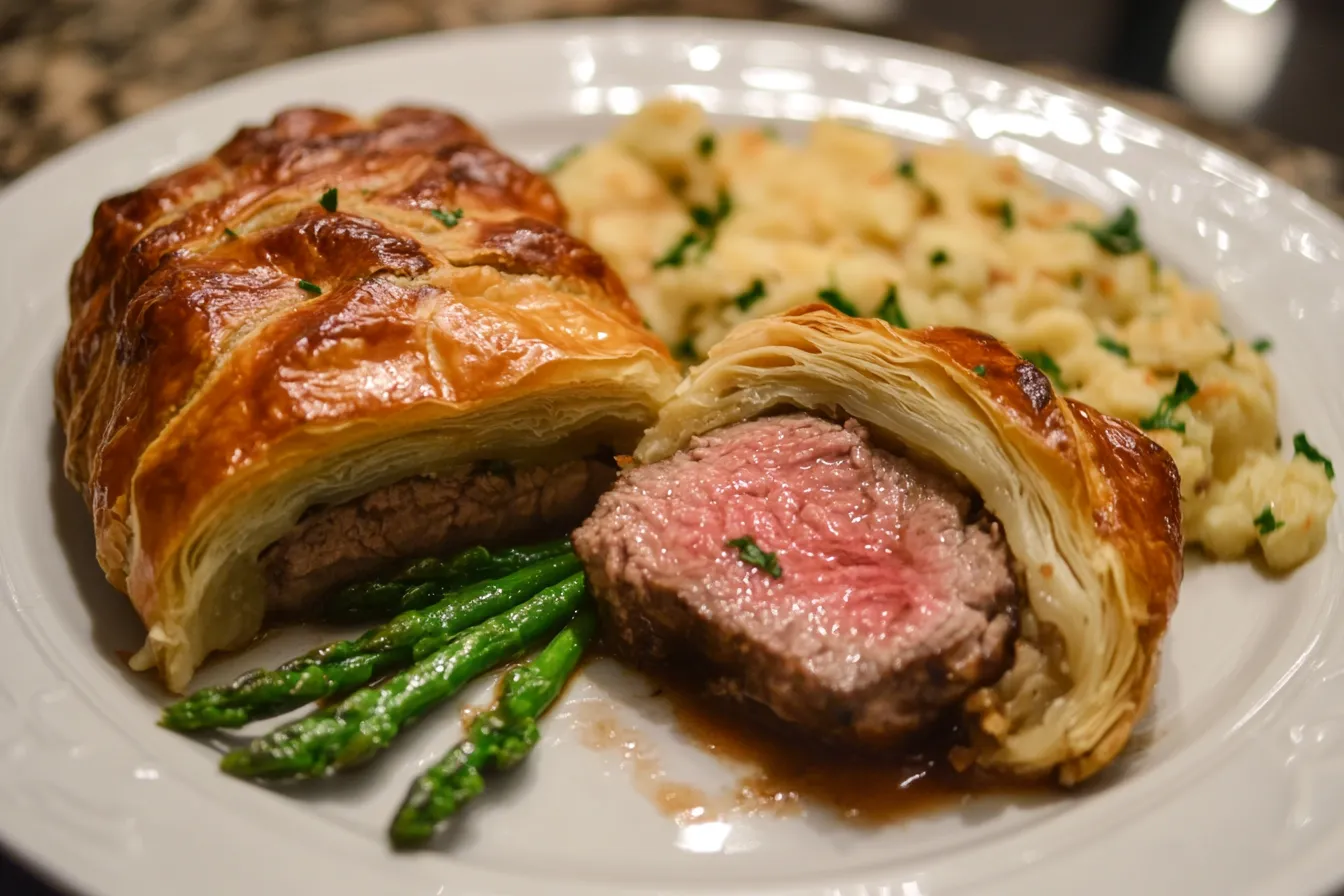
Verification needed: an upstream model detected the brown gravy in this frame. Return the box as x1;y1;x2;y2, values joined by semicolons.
574;656;1052;826
571;697;720;826
664;677;1041;825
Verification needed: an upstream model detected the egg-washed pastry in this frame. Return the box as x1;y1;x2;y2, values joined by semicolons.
576;305;1182;783
55;106;681;692
551;98;1336;573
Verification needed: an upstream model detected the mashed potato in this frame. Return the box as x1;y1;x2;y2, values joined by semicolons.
550;98;1335;572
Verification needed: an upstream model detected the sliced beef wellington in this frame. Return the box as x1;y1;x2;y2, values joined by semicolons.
575;304;1183;784
55;106;681;692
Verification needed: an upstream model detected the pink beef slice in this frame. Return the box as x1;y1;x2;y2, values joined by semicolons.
571;413;1020;748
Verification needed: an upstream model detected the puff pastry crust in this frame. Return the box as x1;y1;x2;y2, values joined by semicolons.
56;106;680;692
637;305;1183;783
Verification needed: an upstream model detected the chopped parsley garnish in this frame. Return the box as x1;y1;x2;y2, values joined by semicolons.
1073;205;1144;255
1071;272;1085;289
705;190;732;225
972;364;987;377
1020;351;1064;388
223;227;239;240
1097;336;1131;359
1254;506;1284;536
545;144;584;174
672;335;698;362
876;283;909;328
696;133;716;158
297;280;322;295
689;205;717;229
895;159;942;210
726;535;783;578
1293;432;1335;480
1139;371;1199;433
817;281;859;316
1251;337;1273;353
319;187;338;212
654;189;732;269
930;249;949;267
431;207;464;229
761;124;780;140
999;201;1015;230
653;232;701;270
690;189;732;230
733;278;767;311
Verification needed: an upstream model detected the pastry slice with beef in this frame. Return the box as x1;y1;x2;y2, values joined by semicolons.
574;305;1183;784
55;106;681;692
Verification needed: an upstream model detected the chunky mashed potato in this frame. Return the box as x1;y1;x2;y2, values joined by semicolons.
551;98;1336;571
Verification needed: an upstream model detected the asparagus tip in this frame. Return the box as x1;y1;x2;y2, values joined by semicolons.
218;750;252;776
219;748;279;779
159;706;195;731
160;703;246;732
388;816;435;850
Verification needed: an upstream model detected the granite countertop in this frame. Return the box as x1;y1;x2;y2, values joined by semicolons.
1;0;1342;215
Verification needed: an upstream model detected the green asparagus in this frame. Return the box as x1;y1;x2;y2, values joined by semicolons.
220;572;590;780
159;554;581;731
389;608;596;847
325;538;574;622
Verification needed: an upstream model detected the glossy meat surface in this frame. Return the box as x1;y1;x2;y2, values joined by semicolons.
574;413;1020;747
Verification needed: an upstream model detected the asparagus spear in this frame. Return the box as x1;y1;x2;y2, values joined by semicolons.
389;608;596;847
326;538;574;622
159;553;581;731
220;572;589;780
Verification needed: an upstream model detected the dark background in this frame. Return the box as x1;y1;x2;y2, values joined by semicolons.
0;0;1339;892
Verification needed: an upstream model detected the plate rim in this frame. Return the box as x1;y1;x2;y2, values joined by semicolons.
0;15;1342;896
5;15;1341;237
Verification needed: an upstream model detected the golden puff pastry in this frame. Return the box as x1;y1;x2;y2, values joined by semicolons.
56;106;681;692
636;304;1183;783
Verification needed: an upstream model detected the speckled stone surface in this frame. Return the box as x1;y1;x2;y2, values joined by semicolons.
0;0;1341;206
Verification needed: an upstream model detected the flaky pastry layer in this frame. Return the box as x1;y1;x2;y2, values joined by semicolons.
56;107;680;691
637;305;1183;782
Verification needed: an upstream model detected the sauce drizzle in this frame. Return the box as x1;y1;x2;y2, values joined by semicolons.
572;660;1050;827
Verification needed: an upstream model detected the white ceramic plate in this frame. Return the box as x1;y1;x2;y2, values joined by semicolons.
2;16;1343;896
